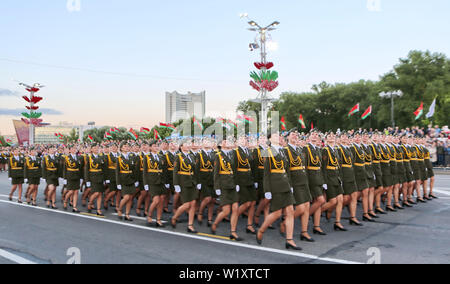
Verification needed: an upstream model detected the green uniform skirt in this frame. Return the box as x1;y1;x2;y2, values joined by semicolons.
343;181;357;196
382;174;393;187
220;187;239;206
27;177;40;185
256;184;265;200
199;184;214;199
91;182;105;193
11;177;24;185
238;184;257;203
121;184;136;196
293;184;312;206
309;185;324;200
149;184;165;197
355;178;369;191
325;184;344;201
67;179;80;190
46;178;59;187
367;176;376;188
180;186;198;204
270;191;295;212
108;181;118;192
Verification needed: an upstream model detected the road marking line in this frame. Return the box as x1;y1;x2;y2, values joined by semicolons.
0;248;36;264
433;189;450;196
0;198;361;264
197;232;231;241
81;212;105;218
111;213;168;223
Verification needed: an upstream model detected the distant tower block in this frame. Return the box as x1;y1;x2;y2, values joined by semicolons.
165;91;205;123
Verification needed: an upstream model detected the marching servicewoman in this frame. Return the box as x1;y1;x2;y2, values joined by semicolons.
321;132;346;231
423;139;437;199
144;140;169;227
351;133;374;222
211;137;243;241
253;136;270;228
42;146;60;209
171;139;199;234
103;143;120;210
392;136;406;210
135;143;147;217
284;130;314;241
62;144;84;213
379;135;393;213
85;143;106;216
234;135;258;235
304;131;327;235
195;138;216;227
162;140;178;213
338;133;362;226
0;147;9;172
399;136;414;207
362;132;379;218
116;142;138;221
81;145;92;207
8;147;25;203
256;131;301;250
414;138;428;203
24;147;42;206
370;133;386;214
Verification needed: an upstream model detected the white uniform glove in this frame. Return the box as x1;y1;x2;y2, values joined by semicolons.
58;178;64;184
63;179;68;185
40;178;45;182
215;189;221;196
144;185;149;191
86;182;91;188
265;192;272;200
165;184;170;189
24;178;28;183
135;182;139;187
105;180;110;184
197;184;202;190
236;185;240;192
8;177;12;181
323;184;328;190
80;179;84;184
117;185;122;191
290;187;294;193
174;185;181;193
254;182;258;189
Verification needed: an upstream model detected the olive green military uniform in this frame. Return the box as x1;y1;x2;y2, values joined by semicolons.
414;145;427;182
399;145;414;182
63;154;84;190
252;146;266;200
303;144;325;199
351;144;369;191
233;147;257;203
370;143;383;188
24;155;42;185
163;151;177;194
173;152;198;203
422;146;434;178
214;150;238;206
143;152;167;197
115;153;137;195
284;144;311;205
379;144;393;187
42;155;60;186
105;153;118;191
84;154;106;193
362;144;376;188
394;145;406;184
8;155;25;185
322;145;344;201
196;150;215;199
337;145;358;195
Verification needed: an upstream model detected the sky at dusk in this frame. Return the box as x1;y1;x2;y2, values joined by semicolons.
1;0;449;135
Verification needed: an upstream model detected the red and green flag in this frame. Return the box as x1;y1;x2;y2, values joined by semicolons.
104;132;113;140
6;139;13;146
280;116;287;131
236;115;254;124
110;127;119;133
348;103;360;117
311;122;314;130
298;114;306;129
140;127;151;135
128;128;138;140
87;135;94;143
361;106;372;120
414;102;424;120
159;123;176;131
153;129;160;140
193;117;204;130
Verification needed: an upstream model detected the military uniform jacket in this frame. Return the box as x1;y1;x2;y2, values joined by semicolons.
42;155;60;180
252;147;266;184
386;144;398;176
63;154;84;181
394;145;406;175
361;144;374;179
370;143;383;176
337;145;356;183
143;152;167;186
163;151;176;185
173;152;197;188
8;155;25;178
351;144;368;180
322;145;341;186
263;146;292;194
115;153;137;186
232;147;253;187
214;150;236;190
379;144;392;176
105;153;118;182
399;144;413;173
24;156;42;179
284;144;308;187
84;154;105;183
195;150;214;187
303;144;325;186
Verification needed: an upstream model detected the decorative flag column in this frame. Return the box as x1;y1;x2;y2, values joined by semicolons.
18;82;45;146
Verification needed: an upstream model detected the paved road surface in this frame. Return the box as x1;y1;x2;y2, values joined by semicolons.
0;171;449;264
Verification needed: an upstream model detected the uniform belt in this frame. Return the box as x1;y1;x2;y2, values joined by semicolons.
237;168;250;172
354;163;365;167
289;166;305;171
381;160;390;163
89;169;102;172
270;169;286;174
147;169;162;173
120;170;132;174
307;166;320;170
27;167;39;170
258;166;264;170
365;162;372;166
403;159;410;162
200;169;213;172
219;171;233;175
167;168;174;171
11;167;23;170
372;161;380;164
67;168;79;172
178;171;193;176
395;160;403;163
410;158;418;161
108;166;117;170
342;164;352;168
47;168;57;171
327;166;339;170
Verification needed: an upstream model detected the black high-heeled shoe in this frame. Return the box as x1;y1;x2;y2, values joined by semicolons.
313;227;327;235
72;208;80;213
285;240;302;250
394;204;404;210
368;211;379;218
124;216;133;222
210;223;217;235
96;211;104;217
187;225;198;234
171;217;177;229
156;220;165;228
334;222;348;231
207;220;213;227
117;210;123;220
386;206;397;212
424;196;433;201
417;198;426;203
349;217;363;226
246;225;256;235
51;204;58;210
300;232;315;242
256;230;263;245
375;207;387;214
430;194;438;199
362;215;376;222
402;202;413;208
230;231;243;242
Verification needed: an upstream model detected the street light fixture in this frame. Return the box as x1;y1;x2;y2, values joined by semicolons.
379;90;403;128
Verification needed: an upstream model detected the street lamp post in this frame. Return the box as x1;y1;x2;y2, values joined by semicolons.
246;19;279;135
379;90;403;128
